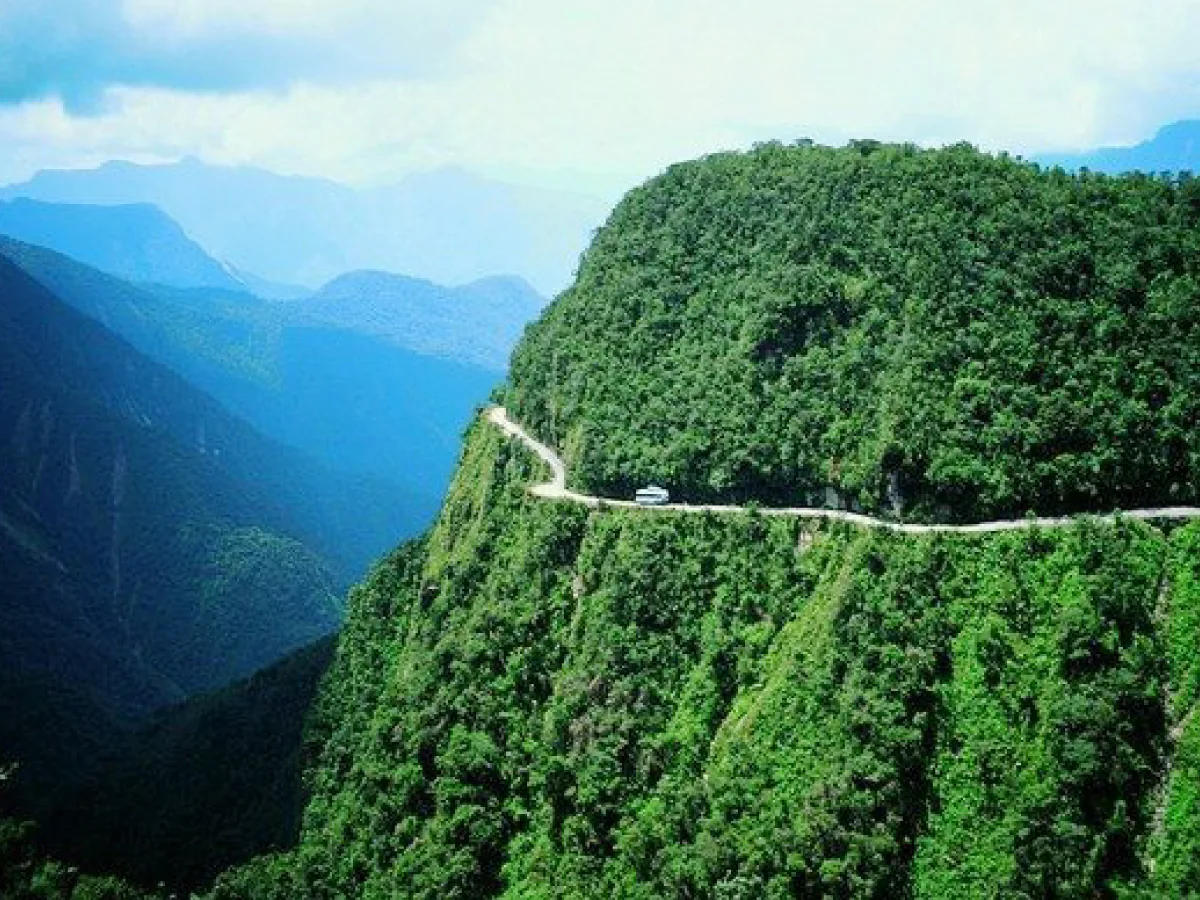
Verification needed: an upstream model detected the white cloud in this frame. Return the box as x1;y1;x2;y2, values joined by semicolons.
0;0;1197;194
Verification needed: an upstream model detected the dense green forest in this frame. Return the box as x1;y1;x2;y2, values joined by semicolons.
508;142;1200;520
0;255;354;859
198;419;1200;898
41;638;335;892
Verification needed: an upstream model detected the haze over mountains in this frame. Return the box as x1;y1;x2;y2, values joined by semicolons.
0;198;245;292
0;159;610;296
302;271;544;370
1034;118;1200;174
0;235;504;519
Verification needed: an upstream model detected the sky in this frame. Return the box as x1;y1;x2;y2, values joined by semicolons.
0;0;1198;199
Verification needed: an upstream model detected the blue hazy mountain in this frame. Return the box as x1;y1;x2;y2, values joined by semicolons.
0;252;412;726
0;197;245;291
1033;119;1200;174
0;158;609;295
301;270;544;370
0;235;497;517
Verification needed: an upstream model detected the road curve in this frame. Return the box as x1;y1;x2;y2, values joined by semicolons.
487;406;1200;533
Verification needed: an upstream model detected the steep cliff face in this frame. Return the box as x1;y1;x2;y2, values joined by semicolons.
209;421;1200;899
204;144;1200;899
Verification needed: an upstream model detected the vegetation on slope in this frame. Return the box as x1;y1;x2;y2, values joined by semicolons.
0;256;353;845
206;422;1200;898
43;638;335;894
508;142;1200;520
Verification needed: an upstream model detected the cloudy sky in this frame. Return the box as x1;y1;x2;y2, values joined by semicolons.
1;0;1198;197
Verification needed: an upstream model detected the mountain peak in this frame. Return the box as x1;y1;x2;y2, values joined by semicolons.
0;197;245;291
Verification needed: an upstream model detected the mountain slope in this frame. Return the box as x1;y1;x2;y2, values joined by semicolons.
201;141;1200;899
0;255;354;701
508;141;1200;521
0;197;244;291
301;270;544;370
0;236;497;518
0;255;431;835
0;159;609;295
46;637;335;893
209;420;1200;900
1034;119;1200;174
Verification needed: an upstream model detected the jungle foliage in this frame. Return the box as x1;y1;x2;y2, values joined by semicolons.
508;142;1200;520
205;422;1200;898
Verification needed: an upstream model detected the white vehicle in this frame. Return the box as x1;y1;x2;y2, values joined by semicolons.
634;485;670;506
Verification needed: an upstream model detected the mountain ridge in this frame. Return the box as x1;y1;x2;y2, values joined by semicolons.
301;269;544;370
0;197;245;291
1033;118;1200;174
0;159;610;294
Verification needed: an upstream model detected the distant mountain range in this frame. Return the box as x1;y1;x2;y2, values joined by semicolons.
0;158;610;295
0;235;501;517
1033;118;1200;174
302;270;544;370
0;226;513;849
0;197;245;291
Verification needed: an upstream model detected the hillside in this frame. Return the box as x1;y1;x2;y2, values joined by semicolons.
0;254;421;835
44;638;335;893
0;159;609;295
204;420;1200;899
508;141;1200;521
302;270;544;370
192;143;1200;899
1034;119;1200;175
0;236;498;518
0;197;244;291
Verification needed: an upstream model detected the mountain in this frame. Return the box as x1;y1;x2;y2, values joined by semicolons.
44;637;335;893
0;236;499;516
0;250;430;837
204;142;1200;898
0;158;611;295
510;140;1200;520
1034;118;1200;174
301;270;544;370
0;197;244;291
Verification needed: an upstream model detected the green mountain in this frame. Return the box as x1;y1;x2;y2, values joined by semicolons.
0;197;244;291
43;638;335;893
200;143;1200;899
0;254;416;827
303;270;544;370
509;140;1200;520
0;236;499;518
1034;119;1200;175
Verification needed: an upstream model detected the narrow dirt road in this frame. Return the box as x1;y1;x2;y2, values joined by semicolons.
487;406;1200;533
